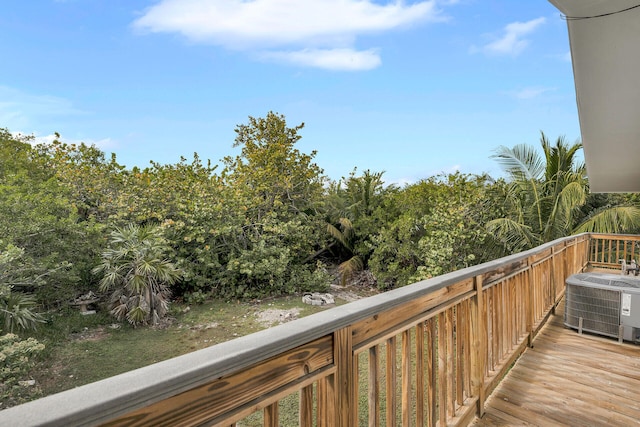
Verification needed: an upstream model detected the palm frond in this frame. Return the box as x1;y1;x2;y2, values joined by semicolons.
337;255;364;287
1;292;45;333
492;145;545;231
574;206;640;234
545;181;586;240
492;144;545;182
327;223;348;249
486;217;540;252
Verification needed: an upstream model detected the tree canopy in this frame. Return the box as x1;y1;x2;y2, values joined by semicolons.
1;121;639;329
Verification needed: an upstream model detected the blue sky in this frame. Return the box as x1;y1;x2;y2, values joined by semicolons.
0;0;578;185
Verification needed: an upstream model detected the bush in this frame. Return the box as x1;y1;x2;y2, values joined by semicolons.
0;333;45;407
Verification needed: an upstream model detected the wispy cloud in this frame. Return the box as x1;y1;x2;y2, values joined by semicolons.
0;86;114;151
13;132;117;151
426;164;461;178
132;0;445;71
474;17;546;57
510;86;555;100
259;48;381;71
0;86;86;130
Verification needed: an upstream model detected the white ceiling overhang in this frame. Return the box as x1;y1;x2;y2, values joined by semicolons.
549;0;640;192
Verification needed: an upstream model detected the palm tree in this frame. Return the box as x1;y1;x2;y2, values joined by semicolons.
323;170;391;285
0;246;45;333
327;218;363;286
93;224;182;326
488;132;640;252
0;289;44;333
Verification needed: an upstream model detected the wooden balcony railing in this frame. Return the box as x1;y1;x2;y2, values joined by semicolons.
6;232;627;427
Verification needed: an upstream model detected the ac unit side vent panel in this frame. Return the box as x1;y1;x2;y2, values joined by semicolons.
565;272;640;343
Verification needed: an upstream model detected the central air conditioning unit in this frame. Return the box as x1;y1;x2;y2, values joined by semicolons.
565;272;640;343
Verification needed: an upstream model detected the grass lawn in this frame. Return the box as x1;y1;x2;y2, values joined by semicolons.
20;292;360;402
7;285;447;426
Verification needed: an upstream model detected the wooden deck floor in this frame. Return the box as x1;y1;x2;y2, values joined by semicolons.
472;300;640;427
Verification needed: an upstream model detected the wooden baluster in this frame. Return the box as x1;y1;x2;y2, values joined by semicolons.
455;305;464;408
386;336;397;427
264;402;278;427
416;323;425;427
463;300;472;400
446;309;455;419
368;346;380;427
317;374;335;427
299;384;313;426
402;329;412;427
526;260;535;346
426;319;437;427
470;274;486;417
334;327;354;427
437;312;447;425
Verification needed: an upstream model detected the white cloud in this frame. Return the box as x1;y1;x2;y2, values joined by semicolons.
259;48;381;71
511;86;555;100
479;17;546;57
132;0;444;70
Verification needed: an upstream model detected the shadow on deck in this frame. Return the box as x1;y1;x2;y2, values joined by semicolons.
472;298;640;426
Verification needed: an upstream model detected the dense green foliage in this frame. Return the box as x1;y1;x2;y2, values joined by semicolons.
3;114;640;409
487;133;640;252
369;173;508;288
1;120;639;329
0;333;45;406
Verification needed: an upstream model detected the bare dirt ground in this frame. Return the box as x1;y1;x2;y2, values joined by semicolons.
253;270;379;327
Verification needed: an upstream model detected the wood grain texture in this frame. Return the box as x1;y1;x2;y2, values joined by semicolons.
299;385;313;426
470;275;486;418
401;330;411;427
263;403;278;427
334;327;354;427
351;280;473;347
385;336;397;427
368;346;379;427
472;299;640;427
437;312;447;425
101;336;333;427
415;324;425;427
425;319;436;427
316;375;334;427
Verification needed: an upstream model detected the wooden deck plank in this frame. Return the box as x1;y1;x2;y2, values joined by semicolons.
471;407;537;427
515;354;640;405
472;299;640;427
479;397;566;427
503;366;640;424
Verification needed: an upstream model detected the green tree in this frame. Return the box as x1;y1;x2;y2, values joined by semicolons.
223;112;325;220
218;112;329;297
323;169;397;285
369;173;503;288
0;130;102;307
37;138;126;223
93;224;182;326
488;133;640;253
0;246;45;333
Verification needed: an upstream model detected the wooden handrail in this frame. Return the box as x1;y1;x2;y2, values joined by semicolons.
0;233;603;426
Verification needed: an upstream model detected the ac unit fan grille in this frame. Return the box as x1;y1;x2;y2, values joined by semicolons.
565;284;620;338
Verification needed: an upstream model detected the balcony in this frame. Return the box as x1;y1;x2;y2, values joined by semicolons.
1;233;638;426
